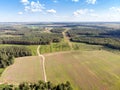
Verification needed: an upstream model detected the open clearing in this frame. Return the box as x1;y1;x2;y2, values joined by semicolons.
0;56;44;84
45;50;120;90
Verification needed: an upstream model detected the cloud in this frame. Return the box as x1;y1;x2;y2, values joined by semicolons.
72;0;79;2
73;9;94;16
107;7;120;20
86;0;96;4
18;12;23;15
24;6;30;12
30;1;44;12
23;1;45;12
89;13;99;17
47;9;56;14
21;0;29;5
109;7;120;13
53;0;58;3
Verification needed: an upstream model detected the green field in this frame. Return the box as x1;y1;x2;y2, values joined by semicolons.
45;50;120;90
0;69;4;77
0;56;44;84
40;42;70;54
72;42;103;51
39;41;103;54
27;45;38;56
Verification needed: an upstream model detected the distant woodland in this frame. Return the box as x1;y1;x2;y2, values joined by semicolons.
0;27;63;45
66;27;120;50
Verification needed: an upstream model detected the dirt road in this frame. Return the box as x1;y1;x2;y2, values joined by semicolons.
37;45;47;82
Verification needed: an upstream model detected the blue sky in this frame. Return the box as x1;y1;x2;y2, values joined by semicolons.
0;0;120;22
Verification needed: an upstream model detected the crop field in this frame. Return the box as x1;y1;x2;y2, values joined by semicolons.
45;50;120;90
0;45;120;90
0;56;44;84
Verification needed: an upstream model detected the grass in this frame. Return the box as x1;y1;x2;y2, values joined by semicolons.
0;35;21;37
0;69;5;77
0;56;44;84
72;42;120;54
45;50;120;90
26;45;38;56
0;84;8;89
72;42;103;51
40;42;71;54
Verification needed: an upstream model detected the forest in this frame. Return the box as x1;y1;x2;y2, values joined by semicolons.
66;27;120;50
1;33;62;45
0;46;32;68
0;26;63;45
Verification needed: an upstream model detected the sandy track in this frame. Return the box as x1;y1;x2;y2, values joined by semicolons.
37;45;47;82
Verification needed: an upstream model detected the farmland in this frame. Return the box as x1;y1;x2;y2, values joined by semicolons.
45;50;120;90
0;56;44;84
0;22;120;90
1;49;120;89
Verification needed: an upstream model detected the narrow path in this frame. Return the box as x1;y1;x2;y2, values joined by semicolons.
37;45;47;82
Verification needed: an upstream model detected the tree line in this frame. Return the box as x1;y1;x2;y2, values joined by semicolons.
2;81;73;90
0;46;32;68
50;28;65;33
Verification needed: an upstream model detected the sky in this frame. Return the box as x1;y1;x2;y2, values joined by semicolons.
0;0;120;22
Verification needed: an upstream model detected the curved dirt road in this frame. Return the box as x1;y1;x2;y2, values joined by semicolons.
37;45;47;82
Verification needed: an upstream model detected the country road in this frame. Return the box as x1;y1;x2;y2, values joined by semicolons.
62;29;73;50
37;45;47;82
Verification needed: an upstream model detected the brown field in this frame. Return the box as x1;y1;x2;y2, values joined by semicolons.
0;56;44;84
45;50;120;90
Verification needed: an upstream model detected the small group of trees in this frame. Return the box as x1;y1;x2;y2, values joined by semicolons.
0;46;32;68
2;81;73;90
50;28;65;33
